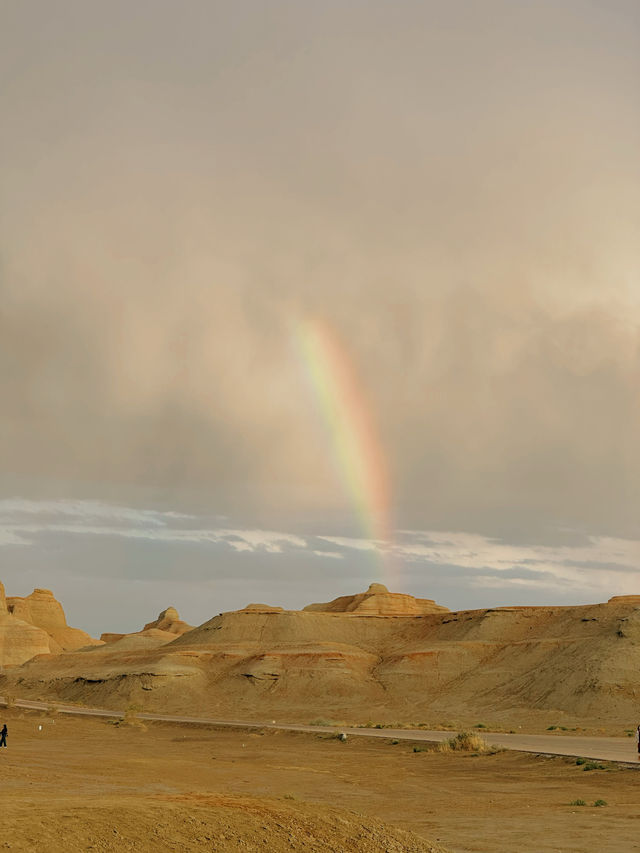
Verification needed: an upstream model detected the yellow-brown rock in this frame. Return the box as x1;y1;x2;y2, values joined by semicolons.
142;606;194;636
607;595;640;605
99;633;127;644
0;582;53;667
2;585;100;662
303;583;450;616
100;607;194;646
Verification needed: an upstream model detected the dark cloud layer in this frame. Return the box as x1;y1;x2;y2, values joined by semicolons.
1;1;639;545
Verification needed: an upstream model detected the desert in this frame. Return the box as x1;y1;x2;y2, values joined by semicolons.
3;582;640;732
1;703;639;853
2;580;640;852
3;1;638;851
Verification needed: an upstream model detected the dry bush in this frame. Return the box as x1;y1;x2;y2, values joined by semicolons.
120;707;147;730
2;693;16;709
438;731;492;753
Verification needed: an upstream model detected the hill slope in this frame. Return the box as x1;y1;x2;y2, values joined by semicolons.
4;586;640;728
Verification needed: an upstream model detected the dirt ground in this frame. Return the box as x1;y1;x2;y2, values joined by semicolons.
1;710;639;853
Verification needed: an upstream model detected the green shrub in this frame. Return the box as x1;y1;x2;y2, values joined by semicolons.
569;799;586;806
593;799;607;807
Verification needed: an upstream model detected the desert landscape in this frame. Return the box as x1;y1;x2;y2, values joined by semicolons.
2;579;640;851
3;580;640;733
3;1;638;850
1;705;640;853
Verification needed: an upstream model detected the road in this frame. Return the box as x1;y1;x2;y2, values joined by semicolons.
2;696;638;764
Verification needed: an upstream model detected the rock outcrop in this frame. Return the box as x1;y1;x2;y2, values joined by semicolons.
6;588;99;653
304;583;450;616
100;606;193;645
0;582;56;667
0;583;100;667
142;606;194;636
6;583;640;731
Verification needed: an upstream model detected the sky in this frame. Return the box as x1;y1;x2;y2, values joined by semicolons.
1;1;639;635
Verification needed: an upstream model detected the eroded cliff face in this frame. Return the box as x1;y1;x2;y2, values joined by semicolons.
304;583;450;616
0;584;100;667
0;582;53;667
5;584;640;729
4;586;640;726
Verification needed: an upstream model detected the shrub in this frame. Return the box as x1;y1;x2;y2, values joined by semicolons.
569;799;586;806
575;758;586;765
593;799;607;807
582;762;606;772
119;707;147;729
438;732;492;754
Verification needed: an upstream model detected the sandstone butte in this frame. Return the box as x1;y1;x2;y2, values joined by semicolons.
2;582;640;729
0;582;101;667
303;582;449;615
100;606;194;646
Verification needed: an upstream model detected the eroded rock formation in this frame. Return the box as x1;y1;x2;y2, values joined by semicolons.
5;582;640;731
101;606;194;645
303;583;450;616
0;583;100;667
142;606;194;636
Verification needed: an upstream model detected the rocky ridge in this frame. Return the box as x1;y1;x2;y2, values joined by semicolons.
304;582;449;615
3;582;640;728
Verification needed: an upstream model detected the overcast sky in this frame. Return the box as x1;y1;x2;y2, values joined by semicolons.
1;1;639;634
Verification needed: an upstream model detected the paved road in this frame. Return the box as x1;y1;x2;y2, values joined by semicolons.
2;696;638;764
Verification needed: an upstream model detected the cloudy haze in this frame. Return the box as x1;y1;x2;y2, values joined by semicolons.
1;1;639;632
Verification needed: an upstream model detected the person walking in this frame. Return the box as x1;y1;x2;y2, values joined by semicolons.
0;724;7;748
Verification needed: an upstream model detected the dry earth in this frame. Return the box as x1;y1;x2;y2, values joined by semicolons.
1;709;639;852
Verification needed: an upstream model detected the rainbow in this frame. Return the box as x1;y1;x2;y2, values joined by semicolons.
294;317;394;580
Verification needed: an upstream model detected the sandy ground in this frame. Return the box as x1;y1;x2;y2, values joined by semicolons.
1;710;640;853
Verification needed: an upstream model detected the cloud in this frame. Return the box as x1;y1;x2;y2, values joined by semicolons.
0;499;310;555
1;500;638;598
0;1;638;542
0;498;191;526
